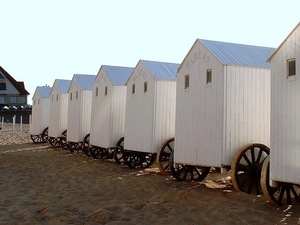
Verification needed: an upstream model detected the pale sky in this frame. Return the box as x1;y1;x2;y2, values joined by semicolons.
0;0;299;102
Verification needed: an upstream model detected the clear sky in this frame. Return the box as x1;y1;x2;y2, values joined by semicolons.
0;0;299;102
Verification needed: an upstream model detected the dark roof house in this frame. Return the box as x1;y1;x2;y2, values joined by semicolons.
0;66;29;106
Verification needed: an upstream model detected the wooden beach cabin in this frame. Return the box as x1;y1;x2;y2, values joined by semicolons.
123;59;179;168
30;86;51;143
89;65;134;159
163;39;275;195
48;79;71;147
261;22;300;205
66;74;96;152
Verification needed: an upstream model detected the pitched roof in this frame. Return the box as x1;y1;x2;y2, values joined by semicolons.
198;39;275;68
73;74;96;90
267;22;300;62
102;65;134;86
54;79;71;93
36;86;51;98
140;60;179;80
0;66;30;95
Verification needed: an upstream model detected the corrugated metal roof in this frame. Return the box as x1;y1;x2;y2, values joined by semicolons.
37;86;51;98
55;79;71;93
74;74;96;90
199;39;275;68
102;65;134;85
141;60;179;80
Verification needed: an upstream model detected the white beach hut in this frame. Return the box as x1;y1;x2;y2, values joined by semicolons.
89;65;134;159
123;59;179;168
66;74;96;152
30;86;51;143
260;22;300;205
48;79;71;147
159;39;275;195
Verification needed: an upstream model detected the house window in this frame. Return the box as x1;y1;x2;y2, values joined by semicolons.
51;95;54;102
132;84;135;95
184;74;189;89
0;96;5;104
9;96;17;104
287;59;296;77
95;87;99;97
0;82;6;90
19;96;26;104
144;82;147;93
56;94;59;101
76;91;78;99
105;86;108;96
70;93;73;100
206;69;212;84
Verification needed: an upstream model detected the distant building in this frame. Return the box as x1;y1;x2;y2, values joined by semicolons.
0;66;29;106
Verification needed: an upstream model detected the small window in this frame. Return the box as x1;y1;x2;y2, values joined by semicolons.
70;93;73;100
287;59;296;77
206;69;212;84
132;84;135;95
184;74;189;89
56;94;58;101
144;82;147;93
51;95;54;102
33;99;36;105
105;86;108;96
95;87;99;97
76;91;78;99
0;82;6;90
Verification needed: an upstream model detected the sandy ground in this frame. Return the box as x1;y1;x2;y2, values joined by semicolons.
0;124;300;224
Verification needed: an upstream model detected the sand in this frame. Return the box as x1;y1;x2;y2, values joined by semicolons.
0;124;300;224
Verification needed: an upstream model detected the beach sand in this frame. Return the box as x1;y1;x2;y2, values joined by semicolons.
0;124;299;224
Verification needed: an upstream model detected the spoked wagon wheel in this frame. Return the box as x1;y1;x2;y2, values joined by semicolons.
157;137;174;176
60;130;68;150
82;133;91;156
114;137;125;164
169;151;210;181
231;143;270;195
30;127;49;143
41;127;49;143
68;142;80;153
31;134;44;143
261;156;300;205
49;137;61;147
90;146;107;159
123;152;139;168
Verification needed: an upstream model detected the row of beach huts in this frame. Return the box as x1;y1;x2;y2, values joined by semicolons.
30;23;300;206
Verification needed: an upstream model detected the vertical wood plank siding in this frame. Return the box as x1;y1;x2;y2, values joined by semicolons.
48;81;69;138
175;40;271;167
269;24;300;184
30;87;50;135
124;62;176;153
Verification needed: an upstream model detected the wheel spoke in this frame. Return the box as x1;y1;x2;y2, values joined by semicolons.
242;154;252;166
290;186;300;202
254;175;261;195
250;147;255;163
255;149;263;164
247;177;254;194
278;186;286;205
287;186;292;205
182;167;189;180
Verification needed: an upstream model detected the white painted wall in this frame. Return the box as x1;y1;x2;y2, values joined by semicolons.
269;24;300;184
124;63;176;153
175;40;271;167
48;83;68;138
30;89;50;135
